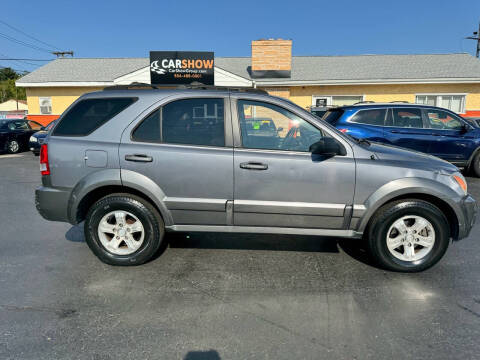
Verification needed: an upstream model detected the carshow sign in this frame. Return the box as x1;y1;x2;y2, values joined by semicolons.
150;51;214;85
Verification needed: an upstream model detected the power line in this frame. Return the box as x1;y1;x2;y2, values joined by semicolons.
0;58;51;61
0;52;48;67
0;31;53;54
0;65;28;73
0;19;61;51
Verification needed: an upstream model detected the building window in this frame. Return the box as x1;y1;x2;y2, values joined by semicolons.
415;94;465;113
312;95;364;107
39;97;52;114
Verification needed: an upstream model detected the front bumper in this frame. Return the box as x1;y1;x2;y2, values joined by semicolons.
457;194;477;240
29;141;40;153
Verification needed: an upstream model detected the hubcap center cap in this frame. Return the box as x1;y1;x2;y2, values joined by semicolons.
118;229;126;237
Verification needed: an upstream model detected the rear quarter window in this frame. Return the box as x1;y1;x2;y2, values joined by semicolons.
349;109;386;126
53;97;137;136
322;109;344;124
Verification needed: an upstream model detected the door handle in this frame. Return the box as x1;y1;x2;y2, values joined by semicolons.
125;154;153;162
389;130;400;133
240;162;268;170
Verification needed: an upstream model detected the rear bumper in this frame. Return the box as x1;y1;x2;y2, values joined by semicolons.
457;194;477;240
35;186;71;223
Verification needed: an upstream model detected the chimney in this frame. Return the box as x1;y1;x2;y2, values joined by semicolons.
251;39;292;78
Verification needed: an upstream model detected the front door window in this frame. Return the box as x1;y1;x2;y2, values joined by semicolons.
237;100;322;152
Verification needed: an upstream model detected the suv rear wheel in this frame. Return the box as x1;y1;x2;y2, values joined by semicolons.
84;193;165;266
471;151;480;178
367;199;450;272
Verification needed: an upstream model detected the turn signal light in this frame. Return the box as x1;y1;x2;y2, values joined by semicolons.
453;174;467;194
39;144;50;176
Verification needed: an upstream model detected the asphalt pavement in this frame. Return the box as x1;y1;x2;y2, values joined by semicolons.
1;152;480;360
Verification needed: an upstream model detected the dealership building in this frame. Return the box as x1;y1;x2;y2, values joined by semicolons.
16;39;480;125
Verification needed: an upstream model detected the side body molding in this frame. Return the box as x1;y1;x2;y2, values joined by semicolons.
354;177;465;234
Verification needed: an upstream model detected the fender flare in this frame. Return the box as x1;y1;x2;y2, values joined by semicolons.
355;177;465;234
67;169;173;226
67;168;122;223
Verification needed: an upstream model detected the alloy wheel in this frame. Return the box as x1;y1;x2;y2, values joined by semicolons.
386;215;435;262
97;210;145;255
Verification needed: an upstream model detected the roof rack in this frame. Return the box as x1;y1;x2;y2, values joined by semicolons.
353;101;375;105
103;82;268;94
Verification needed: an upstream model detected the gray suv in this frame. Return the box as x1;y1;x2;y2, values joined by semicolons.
35;86;477;272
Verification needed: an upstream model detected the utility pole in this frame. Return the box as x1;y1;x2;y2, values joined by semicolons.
52;51;74;58
466;22;480;58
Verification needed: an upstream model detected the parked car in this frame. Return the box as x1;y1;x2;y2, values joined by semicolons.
35;87;476;272
465;117;480;128
310;106;330;119
323;103;480;176
0;119;43;154
29;120;57;155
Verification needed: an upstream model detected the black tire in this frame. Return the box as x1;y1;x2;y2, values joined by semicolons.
471;151;480;178
7;139;20;154
367;199;450;272
84;193;165;266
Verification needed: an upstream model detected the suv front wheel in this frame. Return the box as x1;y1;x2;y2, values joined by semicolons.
84;193;165;266
367;199;450;272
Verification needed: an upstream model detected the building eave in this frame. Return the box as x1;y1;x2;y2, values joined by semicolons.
255;78;480;86
15;81;115;88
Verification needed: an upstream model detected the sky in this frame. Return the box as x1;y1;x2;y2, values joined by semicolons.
0;0;479;73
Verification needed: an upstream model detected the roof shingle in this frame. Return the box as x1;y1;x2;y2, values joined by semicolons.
17;53;480;85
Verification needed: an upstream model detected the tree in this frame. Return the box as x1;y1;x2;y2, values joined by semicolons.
0;67;27;103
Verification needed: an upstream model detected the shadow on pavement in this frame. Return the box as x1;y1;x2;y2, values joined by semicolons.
169;232;340;253
184;350;221;360
65;224;379;268
65;224;85;243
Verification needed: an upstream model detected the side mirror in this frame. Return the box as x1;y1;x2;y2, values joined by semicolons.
277;127;284;132
461;124;471;133
309;137;345;156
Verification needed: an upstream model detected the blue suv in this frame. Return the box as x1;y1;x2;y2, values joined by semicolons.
323;103;480;176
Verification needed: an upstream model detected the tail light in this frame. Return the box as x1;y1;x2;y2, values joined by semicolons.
339;128;349;133
39;144;50;175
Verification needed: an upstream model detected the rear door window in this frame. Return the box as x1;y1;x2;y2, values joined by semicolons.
162;98;225;147
28;121;43;130
390;108;424;128
349;109;386;126
53;97;137;136
132;110;161;142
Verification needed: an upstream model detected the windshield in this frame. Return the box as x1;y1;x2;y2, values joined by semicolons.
45;120;56;131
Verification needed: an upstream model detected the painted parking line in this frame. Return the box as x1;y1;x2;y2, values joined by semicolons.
0;154;26;159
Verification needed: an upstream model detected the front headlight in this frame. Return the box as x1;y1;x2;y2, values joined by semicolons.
452;173;467;195
29;136;37;143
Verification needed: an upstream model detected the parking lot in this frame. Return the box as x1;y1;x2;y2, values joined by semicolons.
0;152;479;359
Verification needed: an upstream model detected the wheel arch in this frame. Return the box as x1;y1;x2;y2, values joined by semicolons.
68;169;173;226
356;178;463;240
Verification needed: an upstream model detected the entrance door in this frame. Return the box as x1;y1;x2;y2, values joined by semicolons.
232;97;355;229
119;96;234;225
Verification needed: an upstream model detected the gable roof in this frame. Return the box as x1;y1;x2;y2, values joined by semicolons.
16;53;480;87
